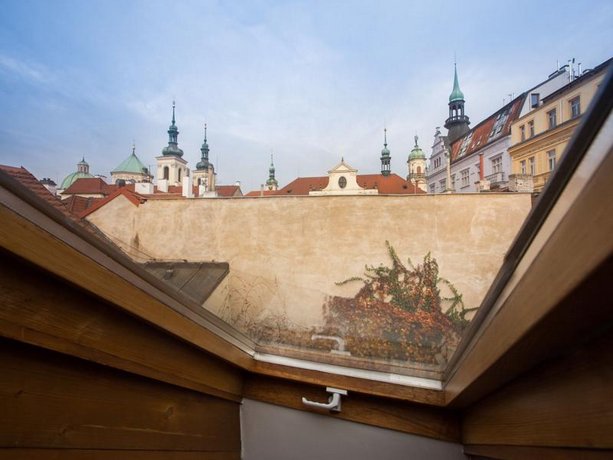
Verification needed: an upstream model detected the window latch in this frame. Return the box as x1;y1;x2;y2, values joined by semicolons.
302;387;348;412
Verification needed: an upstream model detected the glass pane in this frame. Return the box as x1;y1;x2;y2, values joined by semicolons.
97;193;532;381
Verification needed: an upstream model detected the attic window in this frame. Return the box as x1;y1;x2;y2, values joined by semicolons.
531;93;540;108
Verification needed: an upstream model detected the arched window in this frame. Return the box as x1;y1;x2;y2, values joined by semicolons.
178;169;182;182
163;166;169;180
417;166;422;174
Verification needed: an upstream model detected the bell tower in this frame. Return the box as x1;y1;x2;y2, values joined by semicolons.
444;63;470;144
156;101;189;187
380;128;391;176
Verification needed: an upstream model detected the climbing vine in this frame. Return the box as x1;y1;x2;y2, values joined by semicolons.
222;242;476;366
320;241;476;364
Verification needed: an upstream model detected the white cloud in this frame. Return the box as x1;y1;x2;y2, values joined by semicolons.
0;54;50;83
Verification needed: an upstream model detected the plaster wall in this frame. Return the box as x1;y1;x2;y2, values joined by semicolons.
87;193;531;329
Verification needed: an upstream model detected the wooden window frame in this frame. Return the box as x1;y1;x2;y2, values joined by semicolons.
0;69;612;413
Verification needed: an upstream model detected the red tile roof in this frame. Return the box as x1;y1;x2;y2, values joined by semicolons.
276;173;423;195
63;177;117;195
63;195;103;215
216;185;243;197
450;94;526;163
0;164;71;216
244;190;280;197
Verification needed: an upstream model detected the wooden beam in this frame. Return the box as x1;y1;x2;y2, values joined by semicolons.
447;255;613;408
0;450;240;460
251;360;445;406
461;330;613;449
445;147;613;405
0;199;253;371
463;445;613;460
0;250;243;401
243;374;458;442
0;338;241;452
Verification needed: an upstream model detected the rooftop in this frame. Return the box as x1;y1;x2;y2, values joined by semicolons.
277;173;422;195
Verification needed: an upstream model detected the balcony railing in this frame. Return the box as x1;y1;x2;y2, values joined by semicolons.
486;171;506;185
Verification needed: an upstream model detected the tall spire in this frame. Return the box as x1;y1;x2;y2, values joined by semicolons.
196;123;210;170
380;127;391;176
266;153;278;190
445;63;470;144
162;101;184;157
449;63;465;103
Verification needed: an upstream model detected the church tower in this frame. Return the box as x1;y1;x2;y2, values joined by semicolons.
266;154;279;191
380;128;391;176
156;102;189;187
408;135;427;192
444;64;470;144
192;123;216;192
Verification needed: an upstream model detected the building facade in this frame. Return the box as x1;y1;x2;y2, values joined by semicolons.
427;64;574;193
508;59;611;192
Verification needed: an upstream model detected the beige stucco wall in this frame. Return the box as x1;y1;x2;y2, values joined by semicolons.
87;193;532;330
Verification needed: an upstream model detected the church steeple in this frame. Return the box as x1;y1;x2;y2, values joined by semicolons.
408;135;427;192
266;153;279;191
162;101;184;157
444;63;470;144
77;157;89;174
196;123;210;170
380;128;391;176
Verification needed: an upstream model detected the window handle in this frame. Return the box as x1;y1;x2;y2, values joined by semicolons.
302;387;348;412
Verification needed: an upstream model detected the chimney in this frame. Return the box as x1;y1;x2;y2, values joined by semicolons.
157;179;169;193
182;175;193;198
135;182;154;194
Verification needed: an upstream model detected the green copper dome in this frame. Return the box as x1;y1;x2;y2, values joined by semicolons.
112;147;148;174
60;157;94;189
60;171;93;190
449;64;465;103
408;135;426;160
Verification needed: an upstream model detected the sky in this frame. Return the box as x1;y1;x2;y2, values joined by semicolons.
0;0;611;193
